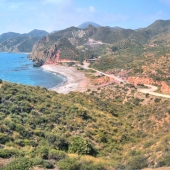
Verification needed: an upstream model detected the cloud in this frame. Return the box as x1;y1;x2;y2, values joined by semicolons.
89;6;96;13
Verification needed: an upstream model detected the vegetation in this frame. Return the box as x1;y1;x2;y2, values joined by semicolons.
0;82;170;169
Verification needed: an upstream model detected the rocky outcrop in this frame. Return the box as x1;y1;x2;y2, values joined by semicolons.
30;37;81;66
33;60;44;67
127;77;161;86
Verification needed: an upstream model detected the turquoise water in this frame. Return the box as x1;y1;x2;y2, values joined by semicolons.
0;52;65;89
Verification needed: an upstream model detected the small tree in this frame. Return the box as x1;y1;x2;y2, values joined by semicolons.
69;137;95;155
111;46;118;52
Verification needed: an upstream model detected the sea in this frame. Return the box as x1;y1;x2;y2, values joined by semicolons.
0;52;65;89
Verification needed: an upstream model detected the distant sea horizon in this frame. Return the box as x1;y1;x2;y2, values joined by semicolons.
0;52;65;89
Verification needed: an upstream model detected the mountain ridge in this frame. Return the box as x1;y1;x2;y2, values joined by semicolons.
0;29;49;52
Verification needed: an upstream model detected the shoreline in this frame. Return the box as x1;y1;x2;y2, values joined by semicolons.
42;64;89;94
0;51;31;54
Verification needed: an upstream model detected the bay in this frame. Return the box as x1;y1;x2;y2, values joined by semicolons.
0;52;65;89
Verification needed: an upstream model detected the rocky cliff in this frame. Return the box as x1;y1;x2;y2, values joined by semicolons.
29;26;98;66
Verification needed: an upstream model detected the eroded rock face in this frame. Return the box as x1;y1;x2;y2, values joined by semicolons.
30;36;81;66
92;76;114;85
127;77;170;94
127;77;160;86
161;82;170;94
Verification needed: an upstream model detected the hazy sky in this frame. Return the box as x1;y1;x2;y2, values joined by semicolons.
0;0;170;34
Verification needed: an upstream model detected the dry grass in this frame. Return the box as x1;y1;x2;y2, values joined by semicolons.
143;167;170;170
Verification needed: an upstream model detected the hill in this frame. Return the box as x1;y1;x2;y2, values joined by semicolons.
26;29;49;37
0;32;21;42
78;21;101;29
0;30;48;52
0;81;170;169
146;19;170;36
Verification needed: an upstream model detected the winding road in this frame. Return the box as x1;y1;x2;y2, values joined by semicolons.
138;85;170;99
82;61;170;99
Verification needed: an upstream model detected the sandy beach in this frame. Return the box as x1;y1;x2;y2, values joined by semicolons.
42;65;89;94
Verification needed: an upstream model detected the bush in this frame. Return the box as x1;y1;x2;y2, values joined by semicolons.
158;153;170;166
69;137;95;155
39;146;49;159
145;93;149;98
0;79;2;84
126;155;148;170
0;149;19;158
111;46;118;52
80;163;105;170
57;158;81;170
0;133;10;144
49;149;66;161
154;98;161;103
1;158;33;170
33;158;54;169
54;137;69;151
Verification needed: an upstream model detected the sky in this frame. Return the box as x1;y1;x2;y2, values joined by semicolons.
0;0;170;34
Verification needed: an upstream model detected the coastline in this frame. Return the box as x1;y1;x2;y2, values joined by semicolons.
42;64;89;94
0;51;31;54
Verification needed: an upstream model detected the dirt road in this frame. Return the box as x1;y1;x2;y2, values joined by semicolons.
83;61;170;99
138;85;170;99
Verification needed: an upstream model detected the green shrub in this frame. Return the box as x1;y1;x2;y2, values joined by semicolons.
33;158;54;169
0;133;10;144
143;141;154;148
80;163;105;170
54;137;69;151
1;158;33;170
154;98;161;103
69;137;95;155
111;46;118;52
49;149;66;161
0;79;2;84
167;109;170;115
158;153;170;166
14;139;37;147
57;158;81;170
129;150;141;156
39;146;49;159
0;149;19;158
126;155;148;170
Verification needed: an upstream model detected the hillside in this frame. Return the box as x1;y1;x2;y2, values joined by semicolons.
0;30;48;52
0;81;170;169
